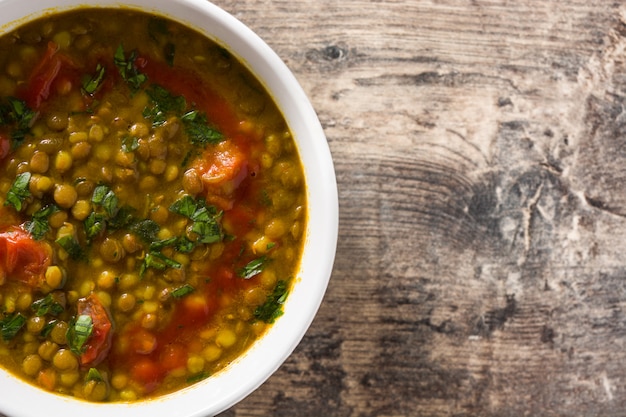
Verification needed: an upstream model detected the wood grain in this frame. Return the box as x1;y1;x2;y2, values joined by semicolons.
210;1;626;416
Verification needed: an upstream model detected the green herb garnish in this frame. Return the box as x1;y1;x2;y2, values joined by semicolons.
56;235;84;260
143;84;186;127
169;195;223;245
181;110;223;146
130;219;160;243
253;280;288;323
67;314;93;355
121;135;139;152
238;256;267;279
114;44;148;91
169;195;198;218
31;293;65;317
175;236;196;253
140;251;181;276
91;184;119;218
24;204;60;240
171;284;195;298
0;97;35;146
82;63;106;95
40;319;57;338
0;313;26;341
85;367;103;382
84;212;106;241
4;172;31;211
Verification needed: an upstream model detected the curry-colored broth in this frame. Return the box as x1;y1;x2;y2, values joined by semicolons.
0;8;306;401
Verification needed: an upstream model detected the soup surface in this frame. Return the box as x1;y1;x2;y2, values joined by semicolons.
0;8;306;401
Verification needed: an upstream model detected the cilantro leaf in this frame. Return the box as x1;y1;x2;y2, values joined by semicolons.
146;84;186;114
140;251;181;276
171;284;195;298
191;219;222;244
253;280;288;323
67;314;93;355
169;195;198;218
0;97;35;147
56;235;84;260
86;368;103;382
130;219;160;242
238;256;268;279
4;172;31;211
81;63;106;95
0;313;26;341
114;44;148;91
31;293;65;317
181;110;223;146
121;135;139;152
91;185;119;218
24;204;60;240
175;236;196;253
84;212;106;240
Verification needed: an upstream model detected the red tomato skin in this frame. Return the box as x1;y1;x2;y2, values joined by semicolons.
0;226;52;287
76;293;113;367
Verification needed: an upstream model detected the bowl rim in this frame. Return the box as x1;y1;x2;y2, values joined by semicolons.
0;0;338;416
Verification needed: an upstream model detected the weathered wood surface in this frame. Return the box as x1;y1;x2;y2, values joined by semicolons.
214;1;626;416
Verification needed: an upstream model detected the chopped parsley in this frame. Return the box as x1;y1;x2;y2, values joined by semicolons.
238;256;268;279
169;195;197;218
253;280;288;323
4;172;31;211
114;44;148;91
121;135;139;152
169;195;223;245
56;235;84;260
130;219;160;243
24;204;60;240
85;367;103;382
67;314;93;355
31;293;65;317
140;251;181;276
0;97;35;146
171;284;195;298
40;319;58;338
181;110;223;146
91;184;119;218
81;63;106;95
84;212;106;241
0;313;26;341
143;84;186;126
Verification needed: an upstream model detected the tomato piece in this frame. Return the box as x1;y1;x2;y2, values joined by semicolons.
19;41;79;109
130;328;157;355
0;226;52;287
130;358;162;393
159;343;187;372
194;140;248;210
76;293;113;367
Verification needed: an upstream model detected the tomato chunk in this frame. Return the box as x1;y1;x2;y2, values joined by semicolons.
0;226;52;287
194;140;248;210
76;293;113;367
18;41;79;110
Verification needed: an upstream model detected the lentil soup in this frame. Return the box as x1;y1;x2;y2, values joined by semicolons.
0;8;306;402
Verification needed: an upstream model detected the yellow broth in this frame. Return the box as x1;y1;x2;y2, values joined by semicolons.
0;8;306;401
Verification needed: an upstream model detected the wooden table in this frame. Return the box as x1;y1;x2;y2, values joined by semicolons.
215;1;626;416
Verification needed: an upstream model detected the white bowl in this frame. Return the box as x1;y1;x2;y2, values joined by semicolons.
0;0;338;416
